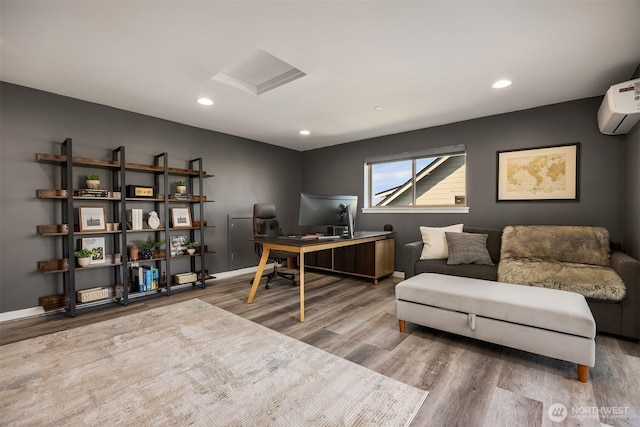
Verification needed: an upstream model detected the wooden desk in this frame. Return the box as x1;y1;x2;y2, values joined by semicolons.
247;231;394;322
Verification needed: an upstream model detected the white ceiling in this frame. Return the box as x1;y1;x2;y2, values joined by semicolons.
1;1;639;151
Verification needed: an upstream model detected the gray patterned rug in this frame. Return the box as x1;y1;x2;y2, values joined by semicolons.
0;299;428;426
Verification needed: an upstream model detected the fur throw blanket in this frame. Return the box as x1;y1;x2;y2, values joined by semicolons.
498;258;625;301
498;225;625;301
500;225;611;266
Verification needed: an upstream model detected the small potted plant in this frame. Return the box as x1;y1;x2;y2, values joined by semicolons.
86;174;100;189
74;248;96;267
185;241;200;255
175;181;186;195
133;237;166;260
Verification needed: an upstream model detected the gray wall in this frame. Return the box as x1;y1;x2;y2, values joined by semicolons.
301;97;628;270
1;82;635;313
624;121;640;259
0;82;302;312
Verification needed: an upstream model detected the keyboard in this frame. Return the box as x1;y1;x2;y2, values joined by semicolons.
317;235;341;240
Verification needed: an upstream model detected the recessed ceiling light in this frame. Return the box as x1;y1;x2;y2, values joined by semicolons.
492;80;512;89
299;130;311;136
373;106;383;111
197;98;214;106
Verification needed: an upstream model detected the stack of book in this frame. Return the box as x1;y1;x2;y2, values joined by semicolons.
134;266;159;292
170;193;192;201
74;189;109;197
127;209;144;230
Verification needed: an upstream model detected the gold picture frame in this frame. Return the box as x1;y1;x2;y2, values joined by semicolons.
497;143;579;201
171;207;192;228
78;206;107;232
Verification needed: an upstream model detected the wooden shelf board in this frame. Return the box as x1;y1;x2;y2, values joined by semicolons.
127;257;166;264
36;153;213;177
36;153;120;169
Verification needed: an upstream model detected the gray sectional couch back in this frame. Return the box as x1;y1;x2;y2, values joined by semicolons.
403;226;640;340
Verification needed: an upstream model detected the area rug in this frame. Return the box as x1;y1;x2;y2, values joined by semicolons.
0;299;428;426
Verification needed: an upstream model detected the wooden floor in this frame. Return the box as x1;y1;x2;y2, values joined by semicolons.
2;270;639;426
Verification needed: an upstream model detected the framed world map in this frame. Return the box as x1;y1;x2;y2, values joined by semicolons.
497;143;579;201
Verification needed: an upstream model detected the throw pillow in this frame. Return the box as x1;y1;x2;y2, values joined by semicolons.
445;232;494;265
419;224;464;260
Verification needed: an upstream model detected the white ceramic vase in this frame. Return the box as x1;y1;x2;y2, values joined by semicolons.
77;257;91;267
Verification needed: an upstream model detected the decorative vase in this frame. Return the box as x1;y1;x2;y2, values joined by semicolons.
77;257;91;267
86;179;100;189
129;244;139;261
176;185;186;195
140;248;153;259
187;248;196;255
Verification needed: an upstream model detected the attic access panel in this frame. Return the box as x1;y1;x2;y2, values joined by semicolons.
212;49;305;95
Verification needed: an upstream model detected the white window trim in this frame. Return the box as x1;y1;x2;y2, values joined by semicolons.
363;145;468;213
362;206;470;214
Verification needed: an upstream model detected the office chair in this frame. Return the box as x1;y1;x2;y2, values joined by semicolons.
252;203;297;289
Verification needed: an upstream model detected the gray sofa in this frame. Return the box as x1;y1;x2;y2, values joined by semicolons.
403;226;640;340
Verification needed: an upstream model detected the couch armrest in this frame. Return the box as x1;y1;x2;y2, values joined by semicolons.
403;241;423;279
611;250;640;339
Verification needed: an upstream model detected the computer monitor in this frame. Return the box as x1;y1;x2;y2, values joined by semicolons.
298;193;358;238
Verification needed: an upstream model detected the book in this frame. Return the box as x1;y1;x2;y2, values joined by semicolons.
127;208;144;230
75;189;109;197
80;237;105;264
170;235;188;256
170;193;192;201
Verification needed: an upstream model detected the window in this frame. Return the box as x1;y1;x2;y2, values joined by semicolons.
363;145;468;213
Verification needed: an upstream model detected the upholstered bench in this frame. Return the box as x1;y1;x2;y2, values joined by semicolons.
396;273;596;382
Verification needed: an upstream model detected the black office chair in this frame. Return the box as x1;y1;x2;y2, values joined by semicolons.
252;203;297;289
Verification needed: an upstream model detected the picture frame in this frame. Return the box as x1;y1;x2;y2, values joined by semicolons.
497;143;579;201
80;237;105;264
169;235;188;256
78;206;107;232
171;207;192;228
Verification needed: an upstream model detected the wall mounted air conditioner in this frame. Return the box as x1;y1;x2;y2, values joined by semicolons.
597;78;640;135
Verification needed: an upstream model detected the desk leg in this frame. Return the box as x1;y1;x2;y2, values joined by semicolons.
247;248;270;304
299;252;305;323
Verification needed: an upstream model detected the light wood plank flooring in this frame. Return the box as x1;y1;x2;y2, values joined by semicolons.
2;270;639;426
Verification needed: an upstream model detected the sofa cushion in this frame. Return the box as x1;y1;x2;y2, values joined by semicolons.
501;225;611;267
419;224;464;260
414;259;498;281
446;232;494;266
463;227;502;264
498;258;626;301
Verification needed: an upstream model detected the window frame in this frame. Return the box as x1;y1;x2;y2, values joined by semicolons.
362;144;469;214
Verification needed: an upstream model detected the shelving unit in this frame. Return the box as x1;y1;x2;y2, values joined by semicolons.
36;138;215;316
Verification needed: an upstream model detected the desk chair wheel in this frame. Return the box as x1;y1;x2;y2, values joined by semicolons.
265;281;298;289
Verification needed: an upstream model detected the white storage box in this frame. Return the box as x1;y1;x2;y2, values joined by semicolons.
77;287;109;303
175;272;197;284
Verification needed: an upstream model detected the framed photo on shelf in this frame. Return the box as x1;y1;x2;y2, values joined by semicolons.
80;237;105;264
496;143;579;201
171;207;192;228
78;206;107;232
170;235;188;256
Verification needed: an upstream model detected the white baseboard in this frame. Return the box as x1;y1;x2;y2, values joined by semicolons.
0;306;46;323
0;264;276;324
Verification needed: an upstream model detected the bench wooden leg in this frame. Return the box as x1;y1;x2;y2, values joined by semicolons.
399;320;405;333
577;364;589;383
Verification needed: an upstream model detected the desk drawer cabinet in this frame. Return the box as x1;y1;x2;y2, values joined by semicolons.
305;238;394;284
